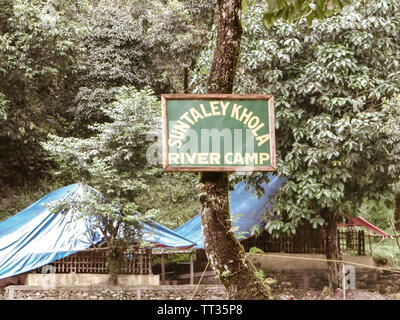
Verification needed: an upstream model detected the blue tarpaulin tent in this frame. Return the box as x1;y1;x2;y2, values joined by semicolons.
0;175;285;279
174;174;286;248
0;183;196;280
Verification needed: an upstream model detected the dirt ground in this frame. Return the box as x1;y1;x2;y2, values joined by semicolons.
276;288;400;300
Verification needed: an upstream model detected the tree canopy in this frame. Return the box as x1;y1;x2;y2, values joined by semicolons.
2;0;400;295
193;0;400;232
0;0;84;186
262;0;352;27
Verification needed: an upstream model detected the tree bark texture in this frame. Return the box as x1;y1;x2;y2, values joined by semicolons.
322;208;342;292
183;67;189;93
199;0;270;300
207;0;242;94
394;193;400;231
200;173;270;299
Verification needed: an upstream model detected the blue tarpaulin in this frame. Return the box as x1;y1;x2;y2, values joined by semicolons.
174;174;286;248
0;183;196;280
140;220;196;248
0;175;285;279
0;184;102;279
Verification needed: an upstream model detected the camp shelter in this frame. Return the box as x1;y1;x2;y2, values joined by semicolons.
0;183;196;281
0;175;287;285
174;173;286;248
337;216;391;256
173;176;382;283
338;216;390;237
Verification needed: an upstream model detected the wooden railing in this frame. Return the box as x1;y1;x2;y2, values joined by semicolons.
242;229;366;256
337;230;365;256
43;247;153;275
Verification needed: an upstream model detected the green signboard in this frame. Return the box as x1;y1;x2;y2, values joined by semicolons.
162;94;276;172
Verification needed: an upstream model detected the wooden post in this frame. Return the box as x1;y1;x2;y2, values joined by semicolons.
149;249;153;275
342;264;346;300
390;218;400;252
368;233;372;255
190;251;194;285
361;230;365;255
161;254;166;284
139;253;143;275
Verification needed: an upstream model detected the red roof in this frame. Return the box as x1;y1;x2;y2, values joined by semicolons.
338;216;389;237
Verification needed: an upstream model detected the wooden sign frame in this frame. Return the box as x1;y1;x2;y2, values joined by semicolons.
161;94;276;172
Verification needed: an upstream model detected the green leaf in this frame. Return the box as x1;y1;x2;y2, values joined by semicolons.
242;0;249;13
263;12;278;28
267;0;288;12
306;12;315;25
249;247;265;254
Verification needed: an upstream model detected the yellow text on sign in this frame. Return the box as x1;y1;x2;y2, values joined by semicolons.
168;152;270;165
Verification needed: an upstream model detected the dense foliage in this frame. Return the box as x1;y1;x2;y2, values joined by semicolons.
0;0;84;187
42;87;201;280
0;0;207;223
1;0;400;288
262;0;352;27
193;0;400;234
72;0;211;129
43;86;200;226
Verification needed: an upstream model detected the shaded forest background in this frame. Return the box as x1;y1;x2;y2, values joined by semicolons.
0;0;216;226
1;0;400;250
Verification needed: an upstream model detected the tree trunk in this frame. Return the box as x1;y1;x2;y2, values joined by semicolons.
183;67;189;93
107;248;119;285
200;173;270;299
322;208;342;293
106;237;123;285
199;0;270;300
207;0;242;94
394;193;400;231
